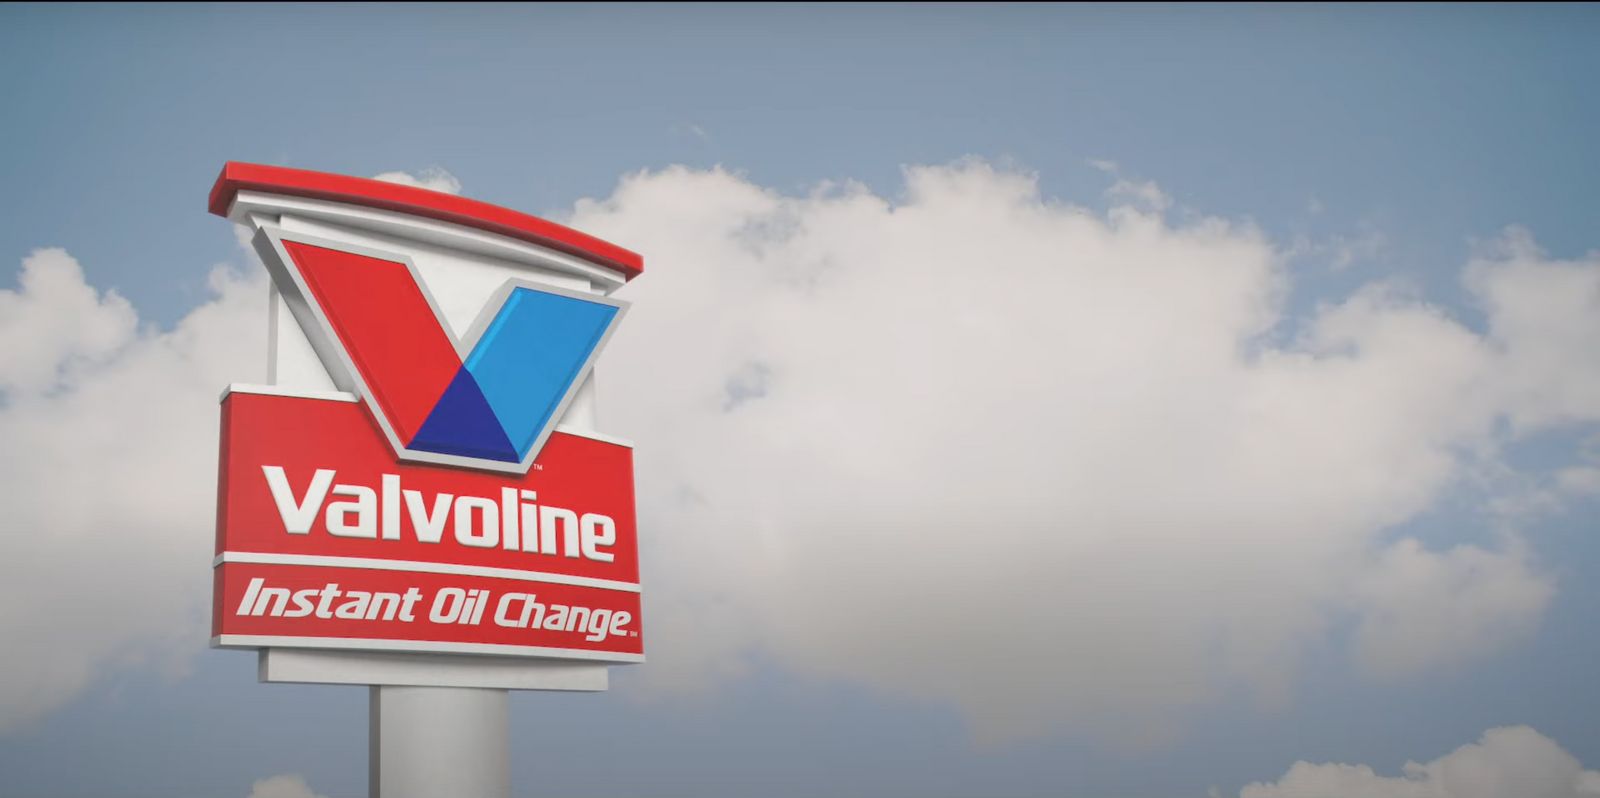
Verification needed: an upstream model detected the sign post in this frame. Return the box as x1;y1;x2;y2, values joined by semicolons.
206;163;646;797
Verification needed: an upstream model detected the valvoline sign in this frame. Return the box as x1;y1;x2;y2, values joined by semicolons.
207;163;644;663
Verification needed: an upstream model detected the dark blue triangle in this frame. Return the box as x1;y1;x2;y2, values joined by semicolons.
409;366;519;462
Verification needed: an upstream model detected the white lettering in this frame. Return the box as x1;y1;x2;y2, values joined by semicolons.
486;591;631;642
540;506;580;558
314;584;342;619
255;471;620;564
430;588;465;623
608;611;631;640
262;466;334;534
381;474;401;541
398;587;423;622
325;484;377;538
501;487;520;551
453;495;499;548
542;603;569;631
334;591;372;619
236;577;264;615
404;489;452;544
287;588;318;618
234;580;422;626
494;593;526;627
580;513;616;563
469;589;489;625
520;491;540;553
251;586;290;617
366;591;402;621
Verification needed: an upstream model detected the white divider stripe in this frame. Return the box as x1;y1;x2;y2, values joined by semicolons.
213;634;645;663
214;551;642;594
221;382;358;404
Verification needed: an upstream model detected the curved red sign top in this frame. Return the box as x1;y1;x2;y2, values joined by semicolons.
208;162;643;280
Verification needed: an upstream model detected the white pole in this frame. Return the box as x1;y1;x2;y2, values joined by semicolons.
370;686;510;798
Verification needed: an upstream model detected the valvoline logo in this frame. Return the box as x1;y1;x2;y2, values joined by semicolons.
253;228;627;474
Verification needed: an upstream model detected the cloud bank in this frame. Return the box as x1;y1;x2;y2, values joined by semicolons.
572;163;1595;739
1240;726;1600;798
0;249;263;730
0;162;1596;741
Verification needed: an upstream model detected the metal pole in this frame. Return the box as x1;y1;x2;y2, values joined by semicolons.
370;686;510;798
364;379;601;798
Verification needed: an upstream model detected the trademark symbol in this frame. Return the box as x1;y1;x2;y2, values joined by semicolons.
628;631;638;637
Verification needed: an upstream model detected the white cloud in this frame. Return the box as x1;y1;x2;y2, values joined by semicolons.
1;160;1596;742
670;122;711;142
1107;176;1173;212
1349;538;1552;679
371;167;463;195
1283;226;1388;273
1557;466;1600;496
1330;228;1388;270
0;250;264;731
570;163;1597;740
247;774;330;798
1240;726;1600;798
0;249;137;393
1091;158;1172;212
1466;227;1600;431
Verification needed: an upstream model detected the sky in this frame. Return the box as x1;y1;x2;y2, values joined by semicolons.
1;4;1599;797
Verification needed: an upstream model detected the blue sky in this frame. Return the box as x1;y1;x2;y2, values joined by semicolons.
2;5;1599;798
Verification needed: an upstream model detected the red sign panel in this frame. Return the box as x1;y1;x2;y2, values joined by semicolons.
211;389;643;661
